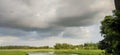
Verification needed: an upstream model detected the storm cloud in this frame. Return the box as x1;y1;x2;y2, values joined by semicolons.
0;0;114;29
0;0;114;46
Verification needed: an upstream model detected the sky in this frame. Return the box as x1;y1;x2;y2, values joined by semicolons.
0;0;115;47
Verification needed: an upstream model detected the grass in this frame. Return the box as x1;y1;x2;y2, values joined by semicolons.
0;49;105;55
54;49;105;55
0;51;27;55
0;49;54;52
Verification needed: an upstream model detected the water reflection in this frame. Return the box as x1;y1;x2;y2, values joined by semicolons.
29;52;78;55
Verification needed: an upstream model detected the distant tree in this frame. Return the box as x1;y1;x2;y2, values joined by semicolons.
0;46;50;49
99;10;120;55
54;43;62;49
54;43;73;49
74;45;84;49
54;43;98;50
84;43;98;50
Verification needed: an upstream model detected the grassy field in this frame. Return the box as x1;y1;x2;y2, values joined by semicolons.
54;49;105;55
0;49;105;55
0;51;27;55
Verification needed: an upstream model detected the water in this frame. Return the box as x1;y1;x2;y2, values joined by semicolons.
28;52;78;55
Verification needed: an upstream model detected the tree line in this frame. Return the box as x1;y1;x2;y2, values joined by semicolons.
0;43;99;50
0;46;49;49
54;43;99;50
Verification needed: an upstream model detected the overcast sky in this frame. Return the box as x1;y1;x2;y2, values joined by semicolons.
0;0;114;47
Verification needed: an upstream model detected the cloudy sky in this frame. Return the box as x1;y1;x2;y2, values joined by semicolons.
0;0;115;46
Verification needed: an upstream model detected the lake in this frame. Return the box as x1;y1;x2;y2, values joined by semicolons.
28;52;78;55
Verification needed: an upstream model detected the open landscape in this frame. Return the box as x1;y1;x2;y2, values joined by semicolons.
0;43;105;55
0;0;120;55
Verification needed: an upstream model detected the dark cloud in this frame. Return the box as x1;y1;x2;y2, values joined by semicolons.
54;11;98;27
0;0;113;30
0;0;114;41
0;27;64;40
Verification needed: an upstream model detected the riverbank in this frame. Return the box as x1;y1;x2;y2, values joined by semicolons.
0;49;105;55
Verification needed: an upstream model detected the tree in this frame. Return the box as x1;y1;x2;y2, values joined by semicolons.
84;43;98;50
99;10;120;55
54;43;73;49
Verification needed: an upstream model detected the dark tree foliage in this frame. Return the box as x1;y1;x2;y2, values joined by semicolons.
99;10;120;55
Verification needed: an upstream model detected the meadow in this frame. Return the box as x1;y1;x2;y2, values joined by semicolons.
0;51;27;55
0;49;105;55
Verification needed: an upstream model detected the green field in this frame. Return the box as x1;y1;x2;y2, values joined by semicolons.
0;51;27;55
54;49;105;55
0;49;104;55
